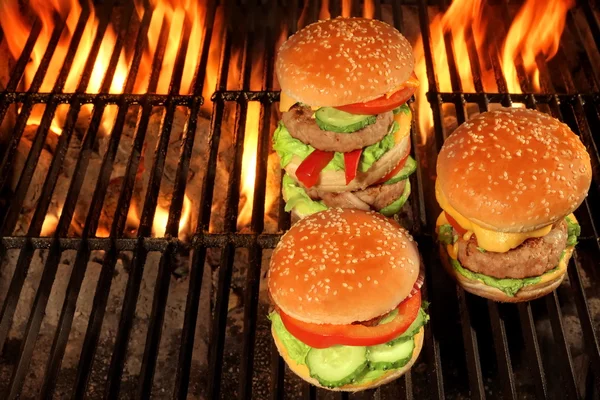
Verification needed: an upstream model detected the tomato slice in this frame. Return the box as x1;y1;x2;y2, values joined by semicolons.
445;212;467;236
279;290;421;348
335;73;419;115
296;150;334;188
344;149;362;185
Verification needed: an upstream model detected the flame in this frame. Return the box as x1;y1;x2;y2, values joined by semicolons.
40;205;63;237
501;0;573;92
237;102;261;229
414;0;572;143
153;194;192;238
414;0;486;143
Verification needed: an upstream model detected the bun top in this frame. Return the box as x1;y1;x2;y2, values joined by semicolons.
436;108;592;232
276;17;415;107
268;208;420;325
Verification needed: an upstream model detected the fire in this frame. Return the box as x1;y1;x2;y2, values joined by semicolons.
153;194;192;238
414;0;572;143
237;102;261;229
501;0;574;93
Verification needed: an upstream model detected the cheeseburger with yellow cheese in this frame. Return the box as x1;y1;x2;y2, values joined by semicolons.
435;108;591;302
273;17;419;218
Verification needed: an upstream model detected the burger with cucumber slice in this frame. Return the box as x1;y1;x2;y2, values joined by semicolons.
273;17;418;218
435;108;592;302
268;208;428;391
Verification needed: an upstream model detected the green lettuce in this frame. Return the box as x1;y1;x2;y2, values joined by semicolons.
379;180;411;217
358;121;398;173
268;312;311;364
282;174;327;217
449;257;542;297
437;224;457;245
565;216;580;246
272;122;312;168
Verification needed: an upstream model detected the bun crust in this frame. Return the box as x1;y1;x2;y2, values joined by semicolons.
276;17;414;106
272;325;424;392
436;108;591;232
439;244;571;303
268;208;420;325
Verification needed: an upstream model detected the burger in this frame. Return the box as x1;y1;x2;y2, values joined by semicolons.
435;108;591;302
273;17;419;218
268;208;428;391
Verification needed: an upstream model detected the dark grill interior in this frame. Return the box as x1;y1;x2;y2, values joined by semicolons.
0;0;599;399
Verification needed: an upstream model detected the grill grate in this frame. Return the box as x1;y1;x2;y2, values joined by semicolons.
0;0;599;399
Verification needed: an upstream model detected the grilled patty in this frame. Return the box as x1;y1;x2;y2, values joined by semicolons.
456;220;568;279
281;104;393;152
308;179;407;211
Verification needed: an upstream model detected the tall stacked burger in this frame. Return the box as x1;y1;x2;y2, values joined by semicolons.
436;108;591;302
273;17;419;218
268;208;428;391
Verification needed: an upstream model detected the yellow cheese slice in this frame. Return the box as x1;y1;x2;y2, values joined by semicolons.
435;181;553;253
392;108;412;143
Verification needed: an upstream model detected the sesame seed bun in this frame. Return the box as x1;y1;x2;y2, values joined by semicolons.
439;244;571;303
276;17;415;107
268;208;420;325
272;325;424;392
436;108;592;233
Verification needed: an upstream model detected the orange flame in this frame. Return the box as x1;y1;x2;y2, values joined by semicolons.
153;194;192;238
414;0;572;143
501;0;573;93
237;102;261;229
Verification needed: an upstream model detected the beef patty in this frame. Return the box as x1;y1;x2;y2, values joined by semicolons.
456;219;568;279
281;104;393;152
308;179;407;211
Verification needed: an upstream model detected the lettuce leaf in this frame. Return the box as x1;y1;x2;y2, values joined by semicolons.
282;174;327;217
268;312;311;365
437;224;457;245
449;257;542;297
358;121;398;173
565;216;580;246
272;122;312;168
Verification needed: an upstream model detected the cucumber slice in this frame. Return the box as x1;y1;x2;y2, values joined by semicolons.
384;156;417;185
378;309;399;325
380;180;411;217
386;309;428;346
367;339;415;370
306;346;368;387
315;107;377;133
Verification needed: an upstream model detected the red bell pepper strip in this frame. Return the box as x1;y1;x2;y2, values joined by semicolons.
295;150;334;188
344;149;363;185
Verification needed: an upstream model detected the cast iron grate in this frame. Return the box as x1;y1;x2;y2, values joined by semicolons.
0;0;598;399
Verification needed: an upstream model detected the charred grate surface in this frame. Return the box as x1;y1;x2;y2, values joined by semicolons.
0;0;598;399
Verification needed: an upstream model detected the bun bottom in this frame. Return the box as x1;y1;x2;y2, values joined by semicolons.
271;326;424;392
439;244;571;303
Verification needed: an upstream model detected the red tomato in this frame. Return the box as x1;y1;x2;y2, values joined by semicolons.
445;212;467;236
279;290;421;348
296;150;334;188
335;73;419;115
344;149;362;185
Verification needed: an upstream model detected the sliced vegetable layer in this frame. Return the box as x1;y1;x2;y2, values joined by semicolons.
279;290;421;348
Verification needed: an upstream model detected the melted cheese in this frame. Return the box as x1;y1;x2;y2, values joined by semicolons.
392;109;412;143
435;181;553;253
279;92;320;112
384;74;420;98
539;246;572;284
